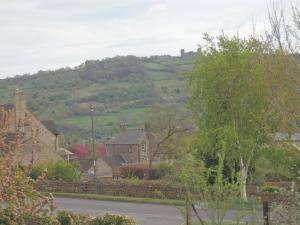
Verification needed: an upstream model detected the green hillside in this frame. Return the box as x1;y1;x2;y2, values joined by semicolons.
0;54;197;142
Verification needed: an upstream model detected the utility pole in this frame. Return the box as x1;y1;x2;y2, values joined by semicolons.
90;104;97;193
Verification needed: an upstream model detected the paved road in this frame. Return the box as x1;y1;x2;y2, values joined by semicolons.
54;197;183;225
55;197;263;225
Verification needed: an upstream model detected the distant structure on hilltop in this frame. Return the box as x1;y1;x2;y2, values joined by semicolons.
0;89;65;165
180;47;201;58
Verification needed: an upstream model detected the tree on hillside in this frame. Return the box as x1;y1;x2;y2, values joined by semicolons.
190;34;299;200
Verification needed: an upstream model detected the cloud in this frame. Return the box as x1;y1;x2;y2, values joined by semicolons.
0;0;284;78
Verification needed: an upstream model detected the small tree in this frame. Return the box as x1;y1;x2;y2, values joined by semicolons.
172;149;241;225
0;108;55;224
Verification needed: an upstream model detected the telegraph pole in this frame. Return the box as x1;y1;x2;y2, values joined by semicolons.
90;104;97;193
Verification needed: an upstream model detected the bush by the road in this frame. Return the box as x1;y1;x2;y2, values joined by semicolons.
30;160;81;181
120;163;173;180
57;210;137;225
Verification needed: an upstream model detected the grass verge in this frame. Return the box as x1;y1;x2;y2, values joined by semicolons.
53;192;184;206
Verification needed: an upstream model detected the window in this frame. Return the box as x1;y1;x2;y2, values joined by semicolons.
141;143;146;152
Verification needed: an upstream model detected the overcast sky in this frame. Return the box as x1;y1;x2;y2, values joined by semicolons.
0;0;294;78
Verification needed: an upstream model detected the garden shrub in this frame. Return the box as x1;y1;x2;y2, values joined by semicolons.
120;163;173;180
57;210;72;225
47;161;81;181
30;163;45;180
90;213;137;225
30;161;81;181
120;164;159;179
261;185;282;193
56;210;90;225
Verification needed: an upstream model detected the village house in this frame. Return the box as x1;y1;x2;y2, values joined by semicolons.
0;89;63;165
105;125;151;166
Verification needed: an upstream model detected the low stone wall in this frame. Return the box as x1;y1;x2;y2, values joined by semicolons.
36;180;297;200
35;179;182;199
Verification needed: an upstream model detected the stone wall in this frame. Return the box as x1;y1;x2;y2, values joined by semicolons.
35;179;182;199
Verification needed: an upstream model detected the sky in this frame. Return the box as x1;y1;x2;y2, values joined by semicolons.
0;0;293;78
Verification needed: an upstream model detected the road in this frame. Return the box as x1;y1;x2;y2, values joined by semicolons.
54;197;263;225
54;197;183;225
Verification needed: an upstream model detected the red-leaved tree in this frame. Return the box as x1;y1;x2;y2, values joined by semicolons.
70;143;90;158
97;143;106;157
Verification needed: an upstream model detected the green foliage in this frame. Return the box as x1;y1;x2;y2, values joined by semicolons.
30;163;45;180
47;161;81;181
171;152;242;225
253;146;300;183
261;186;282;193
90;213;137;225
0;55;193;142
120;164;159;180
31;161;81;181
190;34;300;199
56;210;90;225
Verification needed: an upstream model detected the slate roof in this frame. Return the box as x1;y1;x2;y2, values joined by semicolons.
78;158;94;172
105;130;145;145
0;104;14;110
275;133;300;142
102;154;126;168
41;120;58;135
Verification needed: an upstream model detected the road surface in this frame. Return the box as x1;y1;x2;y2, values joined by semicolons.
54;197;183;225
54;197;263;225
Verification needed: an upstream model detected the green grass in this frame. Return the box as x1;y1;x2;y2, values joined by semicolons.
53;192;184;206
62;107;149;129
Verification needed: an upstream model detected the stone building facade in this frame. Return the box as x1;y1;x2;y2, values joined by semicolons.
105;128;150;166
0;89;62;165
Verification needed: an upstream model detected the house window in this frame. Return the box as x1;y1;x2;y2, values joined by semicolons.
128;147;132;153
141;143;146;152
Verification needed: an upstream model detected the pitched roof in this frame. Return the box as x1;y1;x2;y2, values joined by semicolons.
78;158;94;172
0;104;14;110
275;133;300;142
41;120;58;135
106;130;146;145
102;154;126;169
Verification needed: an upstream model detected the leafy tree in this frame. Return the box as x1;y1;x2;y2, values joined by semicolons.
190;34;299;200
70;143;90;158
0;108;55;224
145;104;192;173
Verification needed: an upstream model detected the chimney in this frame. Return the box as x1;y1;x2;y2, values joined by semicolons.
119;123;127;133
14;88;26;129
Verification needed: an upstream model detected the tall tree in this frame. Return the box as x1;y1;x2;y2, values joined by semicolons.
190;34;299;200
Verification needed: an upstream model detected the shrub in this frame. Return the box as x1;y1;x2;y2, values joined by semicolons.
157;163;173;179
47;160;81;181
120;164;159;180
57;211;72;225
120;163;174;180
91;213;137;225
261;185;282;193
57;210;90;225
30;163;45;180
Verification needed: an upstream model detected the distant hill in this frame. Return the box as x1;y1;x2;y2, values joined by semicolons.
0;54;197;143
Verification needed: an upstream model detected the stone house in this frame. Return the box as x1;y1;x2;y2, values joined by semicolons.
105;126;150;166
78;158;113;179
0;89;62;165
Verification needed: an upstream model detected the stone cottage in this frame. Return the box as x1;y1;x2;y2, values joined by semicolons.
0;89;62;165
105;126;150;165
